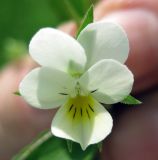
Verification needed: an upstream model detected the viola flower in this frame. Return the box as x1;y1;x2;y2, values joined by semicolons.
19;21;133;150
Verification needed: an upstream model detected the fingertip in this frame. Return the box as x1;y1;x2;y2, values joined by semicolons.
58;21;77;36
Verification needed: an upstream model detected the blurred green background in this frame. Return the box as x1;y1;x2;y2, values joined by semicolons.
0;0;98;68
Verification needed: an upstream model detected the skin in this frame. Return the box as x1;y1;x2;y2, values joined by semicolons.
0;0;158;159
95;0;158;159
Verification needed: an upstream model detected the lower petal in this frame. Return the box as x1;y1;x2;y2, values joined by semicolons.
51;96;113;150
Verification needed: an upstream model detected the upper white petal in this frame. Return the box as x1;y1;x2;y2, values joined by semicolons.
19;67;76;109
79;59;134;104
29;28;87;74
77;21;129;68
51;97;113;150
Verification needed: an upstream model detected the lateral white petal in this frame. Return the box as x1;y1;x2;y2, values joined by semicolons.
77;22;129;68
79;59;134;104
51;97;113;150
19;67;76;109
29;28;87;74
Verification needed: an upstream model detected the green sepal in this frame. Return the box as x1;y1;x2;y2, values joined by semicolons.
97;141;103;152
76;5;94;38
121;95;142;105
66;140;73;153
14;91;21;96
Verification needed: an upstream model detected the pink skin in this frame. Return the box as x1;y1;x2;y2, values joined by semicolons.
0;58;56;159
95;0;158;93
0;0;158;159
96;0;158;159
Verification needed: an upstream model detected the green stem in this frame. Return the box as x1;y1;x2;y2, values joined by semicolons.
14;131;52;160
63;0;81;25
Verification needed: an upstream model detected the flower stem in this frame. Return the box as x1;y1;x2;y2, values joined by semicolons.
13;131;52;160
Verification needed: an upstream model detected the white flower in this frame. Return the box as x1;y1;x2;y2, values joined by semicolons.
19;21;133;150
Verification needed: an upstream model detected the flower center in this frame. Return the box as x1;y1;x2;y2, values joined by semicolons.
65;95;95;121
59;81;98;98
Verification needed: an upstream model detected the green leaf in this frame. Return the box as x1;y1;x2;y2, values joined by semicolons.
3;38;27;62
14;91;21;96
121;95;142;105
97;142;103;153
66;140;73;153
12;130;98;160
76;5;94;38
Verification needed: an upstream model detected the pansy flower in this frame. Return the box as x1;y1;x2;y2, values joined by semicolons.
19;21;133;150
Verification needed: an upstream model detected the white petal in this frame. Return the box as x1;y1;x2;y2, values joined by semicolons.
29;28;87;74
19;67;76;109
79;59;134;104
77;22;129;68
51;96;113;150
